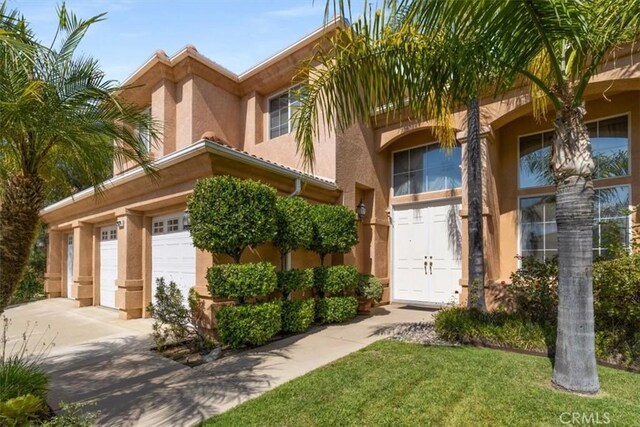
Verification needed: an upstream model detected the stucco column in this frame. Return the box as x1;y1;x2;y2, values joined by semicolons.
116;211;144;319
72;223;94;307
44;230;63;298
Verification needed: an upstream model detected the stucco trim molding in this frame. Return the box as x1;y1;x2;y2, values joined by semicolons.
41;140;337;216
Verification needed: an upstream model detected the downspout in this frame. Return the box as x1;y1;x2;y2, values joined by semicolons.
289;177;302;197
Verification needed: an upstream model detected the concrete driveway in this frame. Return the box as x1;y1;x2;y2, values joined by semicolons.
4;299;435;427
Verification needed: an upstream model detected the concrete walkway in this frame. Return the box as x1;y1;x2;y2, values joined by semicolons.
4;299;434;427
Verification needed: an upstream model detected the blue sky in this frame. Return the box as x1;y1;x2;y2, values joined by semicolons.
9;1;331;83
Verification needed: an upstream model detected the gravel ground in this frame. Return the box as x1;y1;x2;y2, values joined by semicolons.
381;322;458;346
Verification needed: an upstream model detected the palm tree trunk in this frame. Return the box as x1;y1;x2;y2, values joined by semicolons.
0;174;44;313
551;105;599;394
467;97;486;311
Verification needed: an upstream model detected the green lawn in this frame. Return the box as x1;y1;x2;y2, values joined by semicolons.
204;341;640;427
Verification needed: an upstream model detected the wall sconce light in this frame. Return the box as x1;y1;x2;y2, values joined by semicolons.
182;211;191;230
356;199;367;221
115;219;124;229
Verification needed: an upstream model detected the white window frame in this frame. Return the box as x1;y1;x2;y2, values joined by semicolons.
391;140;463;197
517;112;631;189
517;183;632;264
267;85;300;140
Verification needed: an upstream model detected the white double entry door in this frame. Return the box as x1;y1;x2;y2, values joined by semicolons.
392;199;463;305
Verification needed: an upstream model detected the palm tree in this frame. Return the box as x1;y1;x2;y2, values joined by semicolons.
0;5;159;312
294;4;491;311
401;0;640;393
301;0;640;394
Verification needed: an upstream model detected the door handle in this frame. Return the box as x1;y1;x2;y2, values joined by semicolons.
424;258;429;275
429;261;433;275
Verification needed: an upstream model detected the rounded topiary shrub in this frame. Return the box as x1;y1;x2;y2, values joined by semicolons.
188;176;277;262
308;204;358;264
314;265;359;295
207;262;277;301
274;196;313;255
216;301;282;348
277;268;314;295
282;298;315;333
315;296;358;324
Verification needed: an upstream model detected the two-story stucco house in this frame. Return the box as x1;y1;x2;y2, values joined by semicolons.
42;19;640;322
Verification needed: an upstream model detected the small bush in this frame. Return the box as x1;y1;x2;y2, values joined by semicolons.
507;256;558;324
0;359;49;403
308;204;358;263
434;306;553;351
274;196;314;254
593;254;640;337
0;394;43;426
147;278;214;352
357;274;383;302
314;265;359;295
188;176;277;261
207;262;277;302
41;401;99;427
217;301;282;348
282;299;315;333
315;297;358;324
277;269;313;295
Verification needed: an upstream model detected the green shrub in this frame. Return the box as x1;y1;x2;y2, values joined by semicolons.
314;265;359;295
274;197;313;255
188;176;277;262
357;274;383;302
507;253;640;367
308;204;358;264
434;306;552;351
282;299;315;333
0;394;43;426
315;297;358;324
277;269;313;295
147;278;214;352
507;256;558;324
207;262;277;302
41;401;99;427
217;301;282;348
593;254;640;337
0;359;49;402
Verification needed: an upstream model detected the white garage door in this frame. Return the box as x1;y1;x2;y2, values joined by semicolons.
392;199;462;304
66;235;74;299
151;212;196;305
99;226;119;308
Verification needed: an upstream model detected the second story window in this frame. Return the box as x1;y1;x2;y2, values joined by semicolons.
393;143;462;196
519;114;629;188
268;86;300;139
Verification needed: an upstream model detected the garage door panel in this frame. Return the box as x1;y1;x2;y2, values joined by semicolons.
99;226;118;309
151;213;196;306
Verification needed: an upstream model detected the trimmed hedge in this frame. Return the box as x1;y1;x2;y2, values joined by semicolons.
316;296;358;324
282;299;316;333
188;176;277;261
308;204;358;262
207;262;277;301
314;265;359;295
216;301;282;348
277;269;314;295
274;197;314;254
